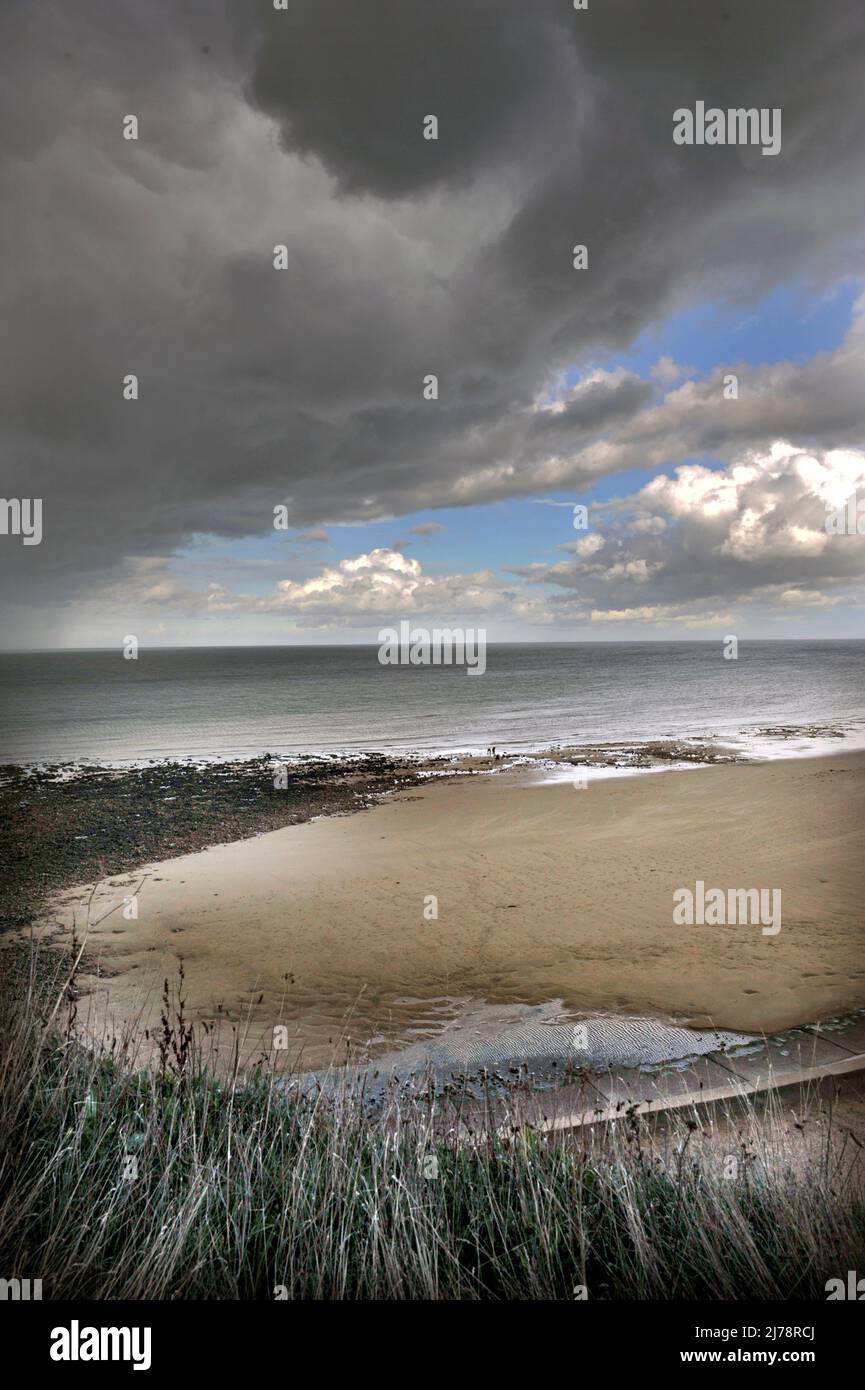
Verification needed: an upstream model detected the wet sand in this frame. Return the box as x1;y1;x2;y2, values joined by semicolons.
33;752;865;1069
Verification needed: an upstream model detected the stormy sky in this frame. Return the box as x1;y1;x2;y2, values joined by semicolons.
1;0;864;647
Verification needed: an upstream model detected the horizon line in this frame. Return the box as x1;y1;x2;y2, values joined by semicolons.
1;636;864;656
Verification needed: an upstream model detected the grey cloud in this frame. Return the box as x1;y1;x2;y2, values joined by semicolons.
244;0;568;198
1;0;864;635
529;376;653;441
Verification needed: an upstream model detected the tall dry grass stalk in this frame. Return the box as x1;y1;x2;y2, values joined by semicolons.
0;943;863;1299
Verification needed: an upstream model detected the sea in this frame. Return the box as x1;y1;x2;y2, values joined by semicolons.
0;640;863;767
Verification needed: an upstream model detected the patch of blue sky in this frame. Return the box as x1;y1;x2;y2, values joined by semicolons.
174;456;731;583
599;280;861;378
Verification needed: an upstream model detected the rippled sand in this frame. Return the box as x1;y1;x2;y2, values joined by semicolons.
35;753;865;1070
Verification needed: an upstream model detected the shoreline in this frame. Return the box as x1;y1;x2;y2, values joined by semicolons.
3;713;862;774
21;749;865;1073
0;739;747;937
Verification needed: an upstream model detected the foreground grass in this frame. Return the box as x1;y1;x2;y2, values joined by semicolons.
1;953;863;1299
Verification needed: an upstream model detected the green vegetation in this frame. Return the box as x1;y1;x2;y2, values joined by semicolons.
1;949;863;1300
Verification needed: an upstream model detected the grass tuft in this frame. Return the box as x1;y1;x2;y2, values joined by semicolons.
1;948;863;1300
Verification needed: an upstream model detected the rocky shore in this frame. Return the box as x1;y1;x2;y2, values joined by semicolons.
0;754;429;937
0;735;752;946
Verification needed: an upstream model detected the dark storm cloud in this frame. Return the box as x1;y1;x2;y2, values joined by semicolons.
246;0;568;198
1;0;864;625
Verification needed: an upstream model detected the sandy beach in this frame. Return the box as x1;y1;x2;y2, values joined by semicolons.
34;752;865;1069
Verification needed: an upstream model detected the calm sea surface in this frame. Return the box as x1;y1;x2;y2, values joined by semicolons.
0;641;863;765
